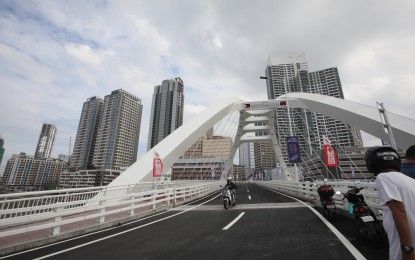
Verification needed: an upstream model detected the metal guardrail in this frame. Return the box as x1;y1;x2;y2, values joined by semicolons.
255;180;382;220
0;181;222;238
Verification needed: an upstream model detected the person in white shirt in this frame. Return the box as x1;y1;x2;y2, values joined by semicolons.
365;146;415;260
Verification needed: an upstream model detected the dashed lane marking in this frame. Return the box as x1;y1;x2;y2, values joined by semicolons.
223;212;245;230
170;202;307;211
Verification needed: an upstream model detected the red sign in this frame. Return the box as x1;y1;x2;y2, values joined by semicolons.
324;144;339;166
153;157;163;177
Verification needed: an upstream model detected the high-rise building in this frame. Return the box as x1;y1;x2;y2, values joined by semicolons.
239;142;255;169
92;89;143;170
264;53;363;165
0;152;67;192
34;123;57;159
181;128;213;159
0;136;5;166
254;142;276;175
172;135;233;180
70;96;104;171
147;78;184;150
202;136;233;159
307;68;363;149
59;169;122;189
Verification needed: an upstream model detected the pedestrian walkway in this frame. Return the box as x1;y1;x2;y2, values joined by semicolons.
0;203;158;256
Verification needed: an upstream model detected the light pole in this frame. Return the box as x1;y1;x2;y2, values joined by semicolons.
376;102;397;150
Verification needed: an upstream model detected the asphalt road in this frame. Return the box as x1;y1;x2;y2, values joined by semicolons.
1;183;388;260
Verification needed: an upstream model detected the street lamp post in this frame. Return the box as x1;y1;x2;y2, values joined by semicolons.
376;102;397;150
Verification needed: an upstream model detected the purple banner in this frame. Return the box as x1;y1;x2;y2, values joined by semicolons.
286;136;301;163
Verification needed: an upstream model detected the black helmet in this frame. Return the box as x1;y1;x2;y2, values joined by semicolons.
364;146;401;175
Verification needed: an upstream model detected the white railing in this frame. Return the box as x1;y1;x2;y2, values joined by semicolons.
255;180;382;220
0;181;221;238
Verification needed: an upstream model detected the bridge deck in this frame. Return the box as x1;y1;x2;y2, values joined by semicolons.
0;183;388;259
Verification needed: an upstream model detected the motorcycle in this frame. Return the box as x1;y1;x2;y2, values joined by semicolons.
340;185;384;247
316;180;337;222
221;186;236;209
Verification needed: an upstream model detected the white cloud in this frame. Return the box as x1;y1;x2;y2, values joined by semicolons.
184;103;207;122
1;0;415;174
65;43;114;65
213;37;222;48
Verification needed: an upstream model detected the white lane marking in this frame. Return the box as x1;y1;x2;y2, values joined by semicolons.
222;212;245;230
248;195;251;200
259;185;366;260
31;194;221;260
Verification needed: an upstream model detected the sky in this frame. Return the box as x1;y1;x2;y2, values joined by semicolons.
1;0;415;174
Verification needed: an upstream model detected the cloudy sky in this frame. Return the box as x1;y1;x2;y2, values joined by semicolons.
1;0;415;174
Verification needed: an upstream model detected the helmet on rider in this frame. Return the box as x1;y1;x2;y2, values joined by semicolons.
227;176;233;183
364;146;401;176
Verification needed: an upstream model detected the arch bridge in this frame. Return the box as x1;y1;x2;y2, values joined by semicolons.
109;92;415;186
1;93;414;258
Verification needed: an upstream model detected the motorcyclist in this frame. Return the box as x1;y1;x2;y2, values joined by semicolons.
225;176;237;201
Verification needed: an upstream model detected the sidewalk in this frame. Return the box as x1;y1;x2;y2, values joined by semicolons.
0;203;162;256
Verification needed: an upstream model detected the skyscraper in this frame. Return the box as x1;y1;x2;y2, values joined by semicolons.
264;53;363;164
34;123;57;159
92;89;143;170
69;96;104;171
239;142;255;169
308;68;363;149
147;77;184;150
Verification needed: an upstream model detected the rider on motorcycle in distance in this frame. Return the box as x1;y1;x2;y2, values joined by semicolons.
225;176;237;201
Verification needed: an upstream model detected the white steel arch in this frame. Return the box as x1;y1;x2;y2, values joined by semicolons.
108;93;415;187
280;93;415;151
109;97;244;187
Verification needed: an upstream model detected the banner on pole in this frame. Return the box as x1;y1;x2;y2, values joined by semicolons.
153;151;163;177
323;143;339;166
286;136;301;163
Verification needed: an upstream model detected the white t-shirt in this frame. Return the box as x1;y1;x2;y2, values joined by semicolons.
376;172;415;260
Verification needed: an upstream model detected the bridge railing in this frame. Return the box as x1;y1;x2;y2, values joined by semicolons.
256;180;382;220
0;181;221;239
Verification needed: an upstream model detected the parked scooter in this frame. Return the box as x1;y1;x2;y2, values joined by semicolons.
316;179;337;222
221;186;236;209
339;185;384;247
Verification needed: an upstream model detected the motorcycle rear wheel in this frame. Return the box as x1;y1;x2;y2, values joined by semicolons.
360;219;383;248
223;198;230;209
324;209;336;222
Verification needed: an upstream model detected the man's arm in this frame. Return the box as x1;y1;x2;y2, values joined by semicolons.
387;200;415;259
